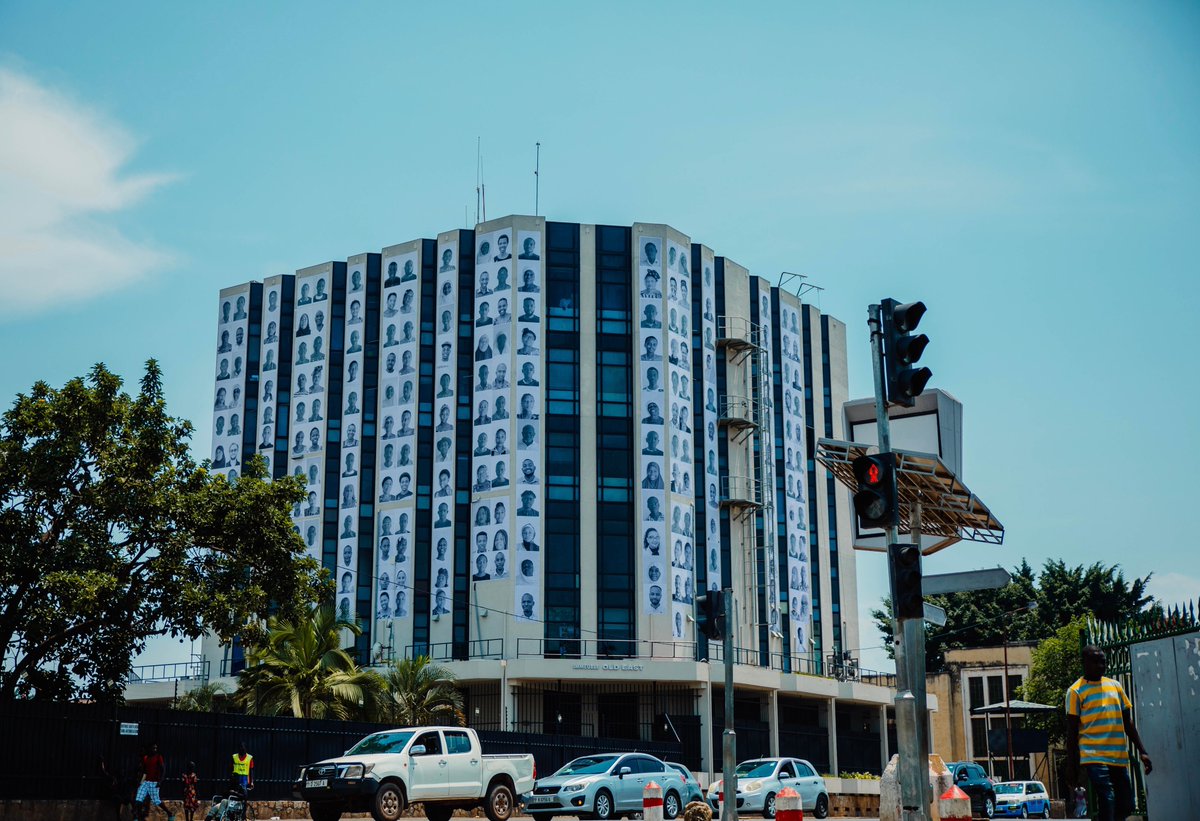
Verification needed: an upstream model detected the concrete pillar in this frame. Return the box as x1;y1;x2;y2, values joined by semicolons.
827;697;839;776
769;689;780;756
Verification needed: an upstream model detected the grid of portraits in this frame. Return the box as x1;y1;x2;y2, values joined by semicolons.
665;241;696;639
512;230;543;622
699;250;722;594
330;263;364;623
637;235;670;618
467;227;545;623
289;270;333;570
374;251;420;625
290;457;324;564
212;287;250;482
257;282;284;478
429;238;459;620
779;301;811;653
757;290;781;638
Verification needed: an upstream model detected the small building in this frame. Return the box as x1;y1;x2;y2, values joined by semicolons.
926;643;1048;782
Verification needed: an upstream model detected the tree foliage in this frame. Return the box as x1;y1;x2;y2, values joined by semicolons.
380;656;465;727
0;362;327;702
870;559;1153;672
1017;616;1087;744
235;606;385;720
172;680;232;713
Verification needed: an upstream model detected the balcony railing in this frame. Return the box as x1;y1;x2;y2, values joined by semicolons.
128;660;210;684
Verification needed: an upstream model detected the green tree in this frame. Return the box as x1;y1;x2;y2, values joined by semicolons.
0;362;326;702
173;680;232;713
235;606;385;720
380;656;465;727
871;559;1152;672
1017;616;1087;744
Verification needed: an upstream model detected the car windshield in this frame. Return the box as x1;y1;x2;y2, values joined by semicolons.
556;756;618;776
994;784;1023;795
347;731;415;755
735;761;777;778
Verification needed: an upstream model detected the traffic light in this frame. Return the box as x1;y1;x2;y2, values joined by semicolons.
881;298;932;407
696;590;725;641
852;452;898;529
889;543;923;619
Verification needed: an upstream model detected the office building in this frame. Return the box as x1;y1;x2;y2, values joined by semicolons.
200;216;896;775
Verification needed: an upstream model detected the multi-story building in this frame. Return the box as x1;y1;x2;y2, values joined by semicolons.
197;216;899;777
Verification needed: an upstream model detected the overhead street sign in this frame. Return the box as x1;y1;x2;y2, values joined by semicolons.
923;602;948;626
922;567;1012;596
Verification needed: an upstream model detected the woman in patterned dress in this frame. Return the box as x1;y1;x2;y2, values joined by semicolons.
182;761;199;821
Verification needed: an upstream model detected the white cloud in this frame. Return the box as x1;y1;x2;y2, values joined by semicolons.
1147;571;1199;609
0;67;175;317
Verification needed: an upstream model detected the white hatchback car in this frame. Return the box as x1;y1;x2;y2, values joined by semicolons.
993;780;1051;818
706;758;829;819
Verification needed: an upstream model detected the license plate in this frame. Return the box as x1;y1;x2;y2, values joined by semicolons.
527;796;554;804
306;779;329;789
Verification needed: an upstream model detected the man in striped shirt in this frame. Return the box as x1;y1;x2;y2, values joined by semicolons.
1065;645;1153;821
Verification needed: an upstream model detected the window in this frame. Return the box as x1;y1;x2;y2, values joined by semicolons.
635;757;663;775
795;761;815;778
414;731;442;756
988;674;1004;706
778;761;795;778
444;731;472;755
968;676;984;710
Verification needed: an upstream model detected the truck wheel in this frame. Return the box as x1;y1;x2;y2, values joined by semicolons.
426;804;454;821
372;782;407;821
485;782;515;821
591;789;615;821
310;803;342;821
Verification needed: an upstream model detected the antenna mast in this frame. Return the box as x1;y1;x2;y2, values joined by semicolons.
475;138;482;226
535;142;541;216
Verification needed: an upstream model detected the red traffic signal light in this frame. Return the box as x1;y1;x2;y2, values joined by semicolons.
852;453;898;529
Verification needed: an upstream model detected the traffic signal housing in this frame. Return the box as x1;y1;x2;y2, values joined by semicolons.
852;452;898;530
881;298;932;407
696;590;725;641
888;543;923;619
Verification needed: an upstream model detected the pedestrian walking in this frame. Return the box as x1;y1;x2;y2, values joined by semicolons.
231;742;254;792
181;761;200;821
1065;645;1153;821
1072;785;1088;818
96;756;124;821
135;742;175;821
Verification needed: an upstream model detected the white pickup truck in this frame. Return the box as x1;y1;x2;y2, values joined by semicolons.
294;726;536;821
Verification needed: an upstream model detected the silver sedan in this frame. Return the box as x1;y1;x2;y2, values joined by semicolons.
523;753;689;820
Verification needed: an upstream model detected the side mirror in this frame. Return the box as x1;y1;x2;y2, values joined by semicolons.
618;766;632;778
410;745;427;757
779;774;792;781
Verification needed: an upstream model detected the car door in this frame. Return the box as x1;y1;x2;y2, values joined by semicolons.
407;730;448;799
952;766;978;809
609;753;648;811
641;757;677;806
442;730;479;798
793;760;822;810
1028;782;1048;814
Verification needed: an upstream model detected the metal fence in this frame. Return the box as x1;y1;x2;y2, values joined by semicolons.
0;700;682;802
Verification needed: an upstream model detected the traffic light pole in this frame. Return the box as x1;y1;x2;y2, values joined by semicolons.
721;588;738;821
869;304;928;821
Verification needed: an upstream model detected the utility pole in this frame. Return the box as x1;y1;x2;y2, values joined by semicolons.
722;587;738;821
868;303;929;821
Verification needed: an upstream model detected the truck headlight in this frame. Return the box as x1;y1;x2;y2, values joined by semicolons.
341;764;372;779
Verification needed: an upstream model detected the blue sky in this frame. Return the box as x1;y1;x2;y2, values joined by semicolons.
2;2;1197;672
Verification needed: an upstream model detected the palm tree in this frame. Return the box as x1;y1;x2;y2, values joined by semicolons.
234;606;385;720
173;680;231;712
380;656;464;726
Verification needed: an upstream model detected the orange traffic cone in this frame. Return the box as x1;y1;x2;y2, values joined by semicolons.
938;784;971;821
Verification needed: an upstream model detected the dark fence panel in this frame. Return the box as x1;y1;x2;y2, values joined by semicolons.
0;701;682;802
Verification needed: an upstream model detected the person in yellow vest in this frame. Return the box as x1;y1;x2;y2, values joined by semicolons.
1065;646;1153;821
231;743;254;792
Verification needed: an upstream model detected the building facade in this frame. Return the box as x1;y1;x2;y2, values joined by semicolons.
199;216;897;777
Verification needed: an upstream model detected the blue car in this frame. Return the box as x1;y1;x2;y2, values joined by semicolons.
993;781;1051;818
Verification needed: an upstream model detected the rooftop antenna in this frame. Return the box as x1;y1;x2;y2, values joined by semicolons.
475;137;487;225
534;142;541;216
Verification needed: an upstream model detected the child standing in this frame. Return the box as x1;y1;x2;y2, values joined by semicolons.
181;762;199;821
